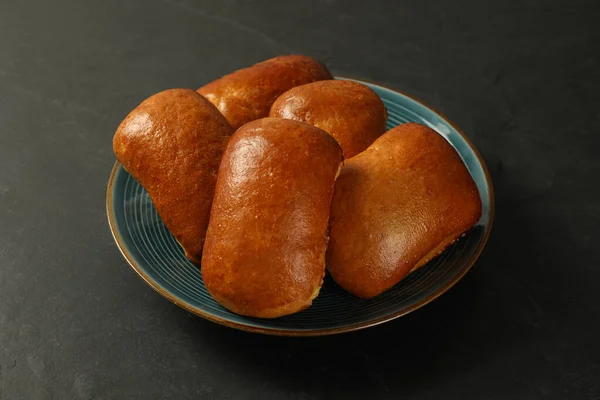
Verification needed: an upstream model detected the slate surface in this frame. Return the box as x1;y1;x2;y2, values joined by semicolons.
0;0;599;398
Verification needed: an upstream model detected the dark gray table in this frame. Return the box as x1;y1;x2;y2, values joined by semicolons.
1;0;599;398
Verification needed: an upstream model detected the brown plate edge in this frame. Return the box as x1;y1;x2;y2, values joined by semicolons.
105;79;496;337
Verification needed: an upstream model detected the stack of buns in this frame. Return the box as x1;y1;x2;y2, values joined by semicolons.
113;55;482;318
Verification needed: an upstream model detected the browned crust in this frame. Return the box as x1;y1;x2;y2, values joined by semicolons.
327;122;482;298
270;80;387;158
113;89;233;264
201;118;343;318
197;55;333;130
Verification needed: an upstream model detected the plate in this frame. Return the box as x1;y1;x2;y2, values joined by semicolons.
106;77;494;336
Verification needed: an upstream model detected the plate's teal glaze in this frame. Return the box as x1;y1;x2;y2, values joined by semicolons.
107;78;494;336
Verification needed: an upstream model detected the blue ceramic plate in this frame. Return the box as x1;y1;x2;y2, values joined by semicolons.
106;77;494;336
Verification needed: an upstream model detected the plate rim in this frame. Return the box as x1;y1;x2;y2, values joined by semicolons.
106;77;496;337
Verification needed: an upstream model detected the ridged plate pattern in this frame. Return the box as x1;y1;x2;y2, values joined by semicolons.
107;78;494;336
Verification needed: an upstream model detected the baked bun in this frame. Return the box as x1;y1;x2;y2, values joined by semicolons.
197;55;333;130
113;89;233;264
270;80;387;158
202;118;343;318
327;122;482;298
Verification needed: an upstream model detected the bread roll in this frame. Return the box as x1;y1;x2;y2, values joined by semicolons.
197;55;333;130
113;89;233;264
202;118;343;318
270;80;387;158
327;123;482;298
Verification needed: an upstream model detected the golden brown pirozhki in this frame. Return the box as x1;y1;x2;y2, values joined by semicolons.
327;123;482;298
197;55;333;130
270;80;387;158
113;89;233;264
202;118;343;318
